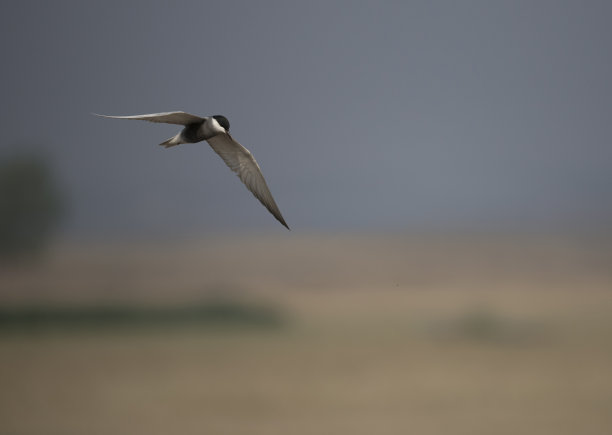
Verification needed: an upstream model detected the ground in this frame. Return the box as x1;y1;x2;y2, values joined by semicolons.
1;233;611;434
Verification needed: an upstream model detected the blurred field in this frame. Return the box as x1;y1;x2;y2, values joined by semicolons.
1;233;611;434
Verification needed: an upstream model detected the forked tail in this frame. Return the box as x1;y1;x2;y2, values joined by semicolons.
159;133;182;148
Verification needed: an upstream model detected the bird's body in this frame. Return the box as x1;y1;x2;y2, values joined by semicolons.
159;114;229;146
95;111;289;230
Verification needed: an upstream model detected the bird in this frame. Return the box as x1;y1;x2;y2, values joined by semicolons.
95;111;289;230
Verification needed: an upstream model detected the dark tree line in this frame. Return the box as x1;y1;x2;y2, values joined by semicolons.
0;154;64;259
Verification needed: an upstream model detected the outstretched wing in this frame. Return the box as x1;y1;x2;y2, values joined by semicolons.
206;133;289;230
94;111;205;125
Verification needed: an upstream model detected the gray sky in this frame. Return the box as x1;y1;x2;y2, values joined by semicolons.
1;1;611;237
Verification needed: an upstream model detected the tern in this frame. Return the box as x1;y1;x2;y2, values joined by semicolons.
95;111;289;230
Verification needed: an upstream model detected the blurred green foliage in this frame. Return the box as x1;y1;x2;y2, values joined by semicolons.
0;299;287;332
0;154;63;259
433;307;546;345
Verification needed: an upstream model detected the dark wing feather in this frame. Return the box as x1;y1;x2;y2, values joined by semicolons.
206;133;289;230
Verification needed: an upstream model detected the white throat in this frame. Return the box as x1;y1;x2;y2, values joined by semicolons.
200;117;227;139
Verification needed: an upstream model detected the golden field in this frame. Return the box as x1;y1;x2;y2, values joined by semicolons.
1;233;611;434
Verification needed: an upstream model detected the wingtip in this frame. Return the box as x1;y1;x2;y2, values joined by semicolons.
276;216;290;230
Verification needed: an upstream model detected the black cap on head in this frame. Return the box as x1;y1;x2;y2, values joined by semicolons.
213;115;230;131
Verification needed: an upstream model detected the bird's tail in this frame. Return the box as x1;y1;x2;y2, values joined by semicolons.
159;133;183;148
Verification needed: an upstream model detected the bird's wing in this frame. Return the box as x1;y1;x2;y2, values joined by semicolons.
94;111;205;125
206;133;289;230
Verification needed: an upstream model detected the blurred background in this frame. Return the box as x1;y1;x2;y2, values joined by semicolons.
1;1;611;434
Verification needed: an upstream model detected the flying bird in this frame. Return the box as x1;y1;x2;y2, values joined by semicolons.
95;111;289;230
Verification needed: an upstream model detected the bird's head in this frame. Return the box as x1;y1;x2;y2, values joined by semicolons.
213;115;230;132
